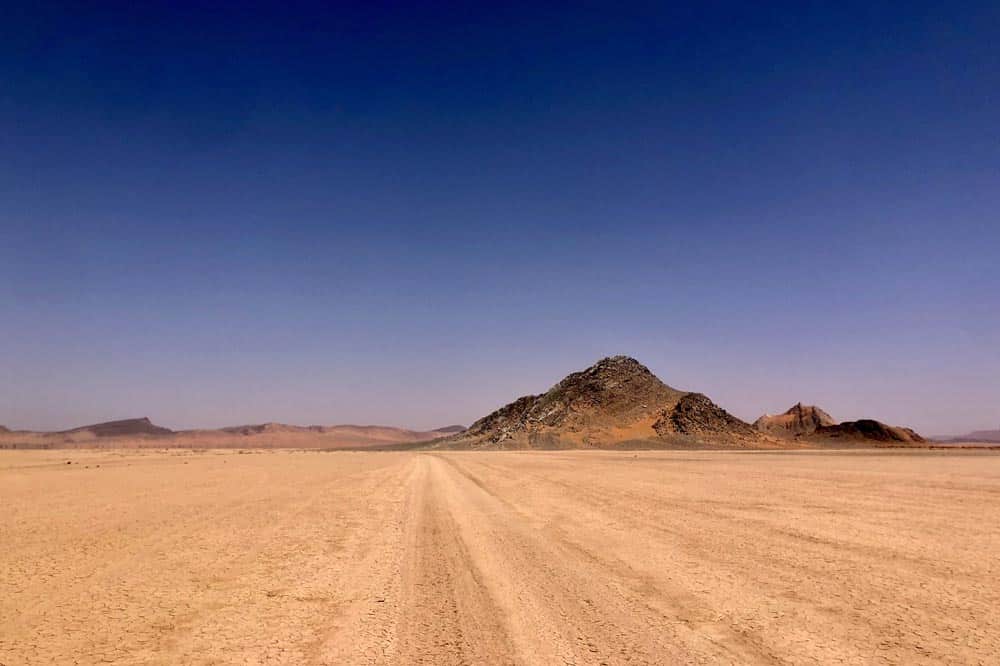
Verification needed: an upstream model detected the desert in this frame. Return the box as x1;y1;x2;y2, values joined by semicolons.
3;447;999;665
3;357;995;664
5;3;998;664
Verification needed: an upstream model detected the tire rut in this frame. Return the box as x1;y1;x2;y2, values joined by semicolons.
393;456;518;665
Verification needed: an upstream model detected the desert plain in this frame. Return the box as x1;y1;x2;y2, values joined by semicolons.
2;448;999;665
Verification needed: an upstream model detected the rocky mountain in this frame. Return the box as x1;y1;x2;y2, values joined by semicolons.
754;403;836;436
443;356;763;449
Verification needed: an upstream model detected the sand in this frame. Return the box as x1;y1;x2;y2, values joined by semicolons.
2;448;998;664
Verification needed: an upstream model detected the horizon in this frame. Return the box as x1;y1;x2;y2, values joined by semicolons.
3;2;998;435
1;353;994;437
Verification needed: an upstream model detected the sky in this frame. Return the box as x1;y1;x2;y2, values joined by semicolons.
2;1;998;435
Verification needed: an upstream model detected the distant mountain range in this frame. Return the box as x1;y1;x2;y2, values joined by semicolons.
936;429;1000;444
0;418;464;450
1;356;938;450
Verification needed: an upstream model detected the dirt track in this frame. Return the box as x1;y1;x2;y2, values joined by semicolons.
2;449;999;665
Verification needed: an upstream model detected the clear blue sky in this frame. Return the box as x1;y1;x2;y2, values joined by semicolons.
2;1;997;435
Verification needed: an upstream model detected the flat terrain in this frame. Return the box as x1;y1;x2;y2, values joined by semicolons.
2;449;999;665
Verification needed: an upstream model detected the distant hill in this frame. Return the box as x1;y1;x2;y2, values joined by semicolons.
59;417;173;438
0;418;455;450
218;422;322;436
440;356;765;449
199;423;453;448
812;420;925;445
433;425;467;433
754;403;925;446
0;417;176;449
754;403;835;436
937;429;1000;444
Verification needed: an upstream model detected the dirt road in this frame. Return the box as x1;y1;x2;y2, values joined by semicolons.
2;449;999;664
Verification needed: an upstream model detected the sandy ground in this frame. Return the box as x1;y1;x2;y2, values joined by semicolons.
2;449;999;665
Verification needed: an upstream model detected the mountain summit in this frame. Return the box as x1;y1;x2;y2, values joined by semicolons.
445;356;760;449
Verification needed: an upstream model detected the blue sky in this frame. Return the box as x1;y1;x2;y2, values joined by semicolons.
2;1;998;434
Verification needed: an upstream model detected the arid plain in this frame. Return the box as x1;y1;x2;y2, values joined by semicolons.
2;448;999;665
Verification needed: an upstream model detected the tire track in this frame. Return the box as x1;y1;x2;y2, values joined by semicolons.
393;456;518;665
424;453;759;665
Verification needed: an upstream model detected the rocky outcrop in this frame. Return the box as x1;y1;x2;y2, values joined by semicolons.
464;395;539;443
659;393;757;437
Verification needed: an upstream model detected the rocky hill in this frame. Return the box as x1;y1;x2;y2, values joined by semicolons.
443;356;765;449
812;420;925;445
754;403;836;436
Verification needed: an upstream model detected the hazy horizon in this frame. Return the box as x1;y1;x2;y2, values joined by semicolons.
3;2;998;436
1;351;995;437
